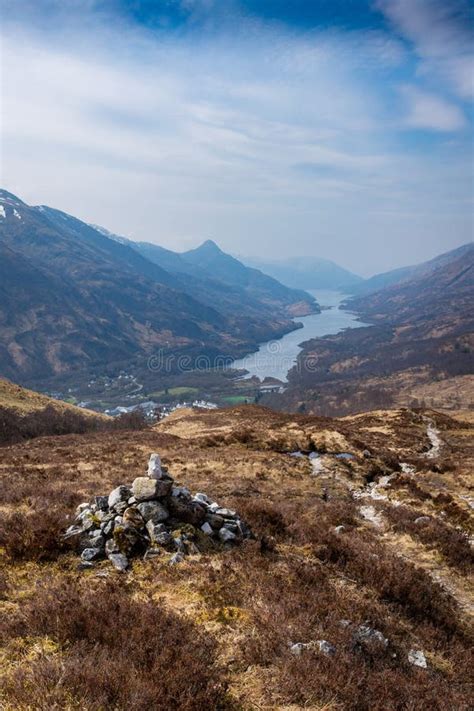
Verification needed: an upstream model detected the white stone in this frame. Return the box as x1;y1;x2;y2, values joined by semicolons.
201;522;213;535
147;453;163;479
408;649;427;668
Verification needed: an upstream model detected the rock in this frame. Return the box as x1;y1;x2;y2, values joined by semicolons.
71;454;251;571
408;649;427;668
63;524;84;540
353;625;388;650
143;548;162;560
363;450;372;458
290;640;336;657
290;643;305;656
334;525;345;534
132;477;172;502
77;561;95;570
108;486;131;510
108;552;129;572
75;502;90;515
215;507;237;519
168;498;207;526
414;516;431;525
81;547;103;562
146;521;173;548
205;514;224;530
317;640;336;656
83;531;105;551
169;552;184;565
147;453;165;479
171;486;191;499
94;495;109;511
137;501;169;524
123;507;145;529
219;527;237;543
194;492;211;505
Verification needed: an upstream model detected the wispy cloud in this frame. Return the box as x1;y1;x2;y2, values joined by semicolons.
1;1;472;274
400;85;467;131
377;0;474;99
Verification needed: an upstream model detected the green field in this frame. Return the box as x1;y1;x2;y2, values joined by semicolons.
222;395;253;405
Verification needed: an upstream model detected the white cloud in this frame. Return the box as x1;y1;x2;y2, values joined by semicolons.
401;85;467;131
377;0;474;99
0;8;472;273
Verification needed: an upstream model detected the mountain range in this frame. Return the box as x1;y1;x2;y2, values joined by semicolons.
0;190;317;384
243;255;363;291
268;242;474;415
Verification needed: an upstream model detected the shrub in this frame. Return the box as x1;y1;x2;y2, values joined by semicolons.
3;578;231;710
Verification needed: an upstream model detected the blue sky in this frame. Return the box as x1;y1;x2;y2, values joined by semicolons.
1;0;472;274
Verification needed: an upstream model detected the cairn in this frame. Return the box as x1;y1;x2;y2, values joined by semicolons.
64;453;251;571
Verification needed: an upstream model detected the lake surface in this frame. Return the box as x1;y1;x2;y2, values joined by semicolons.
232;290;368;382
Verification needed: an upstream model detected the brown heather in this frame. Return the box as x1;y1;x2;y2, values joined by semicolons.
1;405;473;710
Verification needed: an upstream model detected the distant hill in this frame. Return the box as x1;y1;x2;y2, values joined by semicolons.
92;230;320;320
0;377;106;418
0;189;316;385
349;243;473;296
180;240;318;314
267;244;474;416
243;255;363;291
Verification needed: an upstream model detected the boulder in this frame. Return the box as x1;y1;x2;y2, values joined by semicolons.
81;547;103;562
168;497;207;526
206;514;224;530
317;640;336;656
201;522;213;535
132;477;172;501
108;552;129;572
147;453;165;480
219;527;237;543
214;507;237;519
123;507;145;529
138;501;169;524
94;495;109;511
408;649;427;668
108;486;131;510
353;625;388;651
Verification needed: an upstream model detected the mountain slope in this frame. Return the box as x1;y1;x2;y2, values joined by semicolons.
244;255;363;291
181;240;319;315
0;191;255;383
267;245;474;415
349;243;473;296
0;190;318;385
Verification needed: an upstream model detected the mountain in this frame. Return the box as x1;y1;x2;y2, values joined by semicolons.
0;190;316;385
266;244;474;416
349;243;473;296
243;255;363;291
181;241;321;312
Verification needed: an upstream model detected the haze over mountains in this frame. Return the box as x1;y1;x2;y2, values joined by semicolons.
245;256;363;292
0;189;317;384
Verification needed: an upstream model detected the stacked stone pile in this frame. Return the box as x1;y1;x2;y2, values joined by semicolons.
64;453;251;571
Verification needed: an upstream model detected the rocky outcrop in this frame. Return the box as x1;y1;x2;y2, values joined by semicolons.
64;453;251;571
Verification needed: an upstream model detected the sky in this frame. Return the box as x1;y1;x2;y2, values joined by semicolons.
0;0;473;276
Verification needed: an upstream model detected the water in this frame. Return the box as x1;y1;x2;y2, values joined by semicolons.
232;290;367;382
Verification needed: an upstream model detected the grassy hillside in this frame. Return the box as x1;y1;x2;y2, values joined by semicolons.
0;378;105;417
0;405;472;709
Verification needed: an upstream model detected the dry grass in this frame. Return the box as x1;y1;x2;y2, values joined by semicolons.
0;405;473;710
